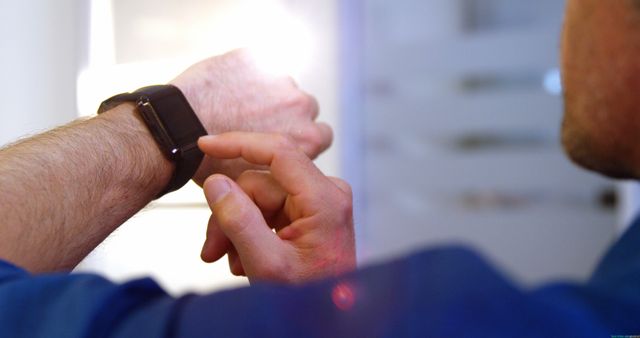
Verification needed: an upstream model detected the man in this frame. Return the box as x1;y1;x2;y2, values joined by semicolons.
0;49;356;336
1;0;640;336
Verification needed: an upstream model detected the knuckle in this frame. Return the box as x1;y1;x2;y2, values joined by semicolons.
215;200;250;233
228;48;251;63
288;93;316;116
299;126;324;154
344;184;354;197
216;209;240;232
272;133;297;151
304;95;319;113
335;192;354;217
300;124;332;157
236;171;251;186
236;170;259;189
292;92;310;105
332;178;353;198
281;75;299;88
304;96;319;116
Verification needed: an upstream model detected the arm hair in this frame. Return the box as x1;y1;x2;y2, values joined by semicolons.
0;104;173;272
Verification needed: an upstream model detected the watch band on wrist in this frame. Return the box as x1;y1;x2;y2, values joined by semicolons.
98;85;208;197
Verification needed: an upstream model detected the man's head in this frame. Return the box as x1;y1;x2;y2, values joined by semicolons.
561;0;640;178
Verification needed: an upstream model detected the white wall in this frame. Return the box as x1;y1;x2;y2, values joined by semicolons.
0;0;84;147
359;0;617;285
619;182;640;234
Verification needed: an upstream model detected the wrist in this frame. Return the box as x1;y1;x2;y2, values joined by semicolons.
168;80;220;185
96;103;174;197
98;85;208;196
170;78;227;135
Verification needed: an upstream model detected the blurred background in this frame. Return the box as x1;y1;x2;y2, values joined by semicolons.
1;0;637;295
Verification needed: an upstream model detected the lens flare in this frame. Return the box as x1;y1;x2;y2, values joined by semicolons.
331;282;356;311
214;2;314;79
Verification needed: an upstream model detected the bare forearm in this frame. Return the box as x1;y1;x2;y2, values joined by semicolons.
0;104;172;272
0;50;333;276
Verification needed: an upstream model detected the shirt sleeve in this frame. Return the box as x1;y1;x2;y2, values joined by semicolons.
590;216;640;292
3;222;640;338
175;245;640;338
0;260;180;338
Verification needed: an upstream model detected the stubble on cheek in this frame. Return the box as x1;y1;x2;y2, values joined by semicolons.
561;106;637;179
559;0;640;179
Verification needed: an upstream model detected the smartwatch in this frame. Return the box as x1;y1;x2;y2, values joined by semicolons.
98;85;208;197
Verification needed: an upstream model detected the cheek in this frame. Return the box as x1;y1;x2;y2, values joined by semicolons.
562;1;640;151
559;6;640;178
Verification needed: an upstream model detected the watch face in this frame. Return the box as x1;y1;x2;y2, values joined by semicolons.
137;100;180;160
151;91;206;147
99;85;206;196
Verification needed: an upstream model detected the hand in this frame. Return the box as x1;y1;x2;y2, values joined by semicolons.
170;49;332;182
198;132;356;284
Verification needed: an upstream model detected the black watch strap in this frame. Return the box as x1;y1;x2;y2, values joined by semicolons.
98;85;207;197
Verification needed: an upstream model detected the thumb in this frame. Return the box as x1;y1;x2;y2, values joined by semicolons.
203;175;285;278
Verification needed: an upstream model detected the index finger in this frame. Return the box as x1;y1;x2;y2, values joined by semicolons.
198;132;328;196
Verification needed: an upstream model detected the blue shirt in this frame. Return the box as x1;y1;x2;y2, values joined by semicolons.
2;219;640;337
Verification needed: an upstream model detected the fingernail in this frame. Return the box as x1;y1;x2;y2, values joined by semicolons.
199;135;218;142
206;176;231;204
